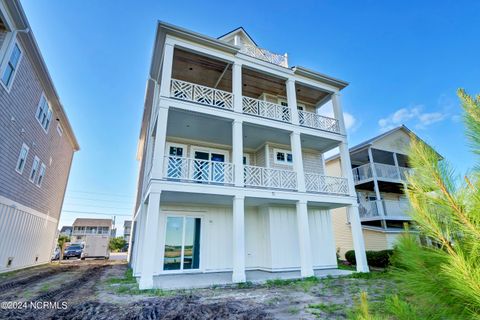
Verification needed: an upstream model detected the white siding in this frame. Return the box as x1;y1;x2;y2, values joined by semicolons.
269;206;300;270
0;202;57;273
309;209;337;268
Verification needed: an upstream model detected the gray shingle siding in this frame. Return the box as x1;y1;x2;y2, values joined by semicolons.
0;40;74;220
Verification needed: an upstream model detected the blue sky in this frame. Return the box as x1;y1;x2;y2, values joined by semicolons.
21;1;480;235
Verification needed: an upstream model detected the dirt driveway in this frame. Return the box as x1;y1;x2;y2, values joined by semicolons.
0;260;395;319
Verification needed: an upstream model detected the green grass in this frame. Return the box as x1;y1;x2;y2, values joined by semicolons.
40;283;50;292
105;268;136;285
237;281;253;289
287;306;300;315
308;302;343;316
338;263;356;271
265;276;320;292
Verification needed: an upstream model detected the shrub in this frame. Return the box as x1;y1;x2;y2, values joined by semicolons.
344;250;394;268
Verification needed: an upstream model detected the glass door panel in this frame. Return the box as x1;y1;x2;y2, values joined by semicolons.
193;151;209;182
183;217;201;270
167;146;184;179
163;217;184;270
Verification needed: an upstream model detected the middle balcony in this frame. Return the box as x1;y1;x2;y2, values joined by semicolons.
168;48;341;134
155;109;348;195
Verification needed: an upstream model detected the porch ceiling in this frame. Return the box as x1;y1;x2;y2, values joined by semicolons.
167;108;232;145
300;133;340;153
161;191;233;206
242;67;286;98
295;82;330;106
243;123;290;149
172;48;232;92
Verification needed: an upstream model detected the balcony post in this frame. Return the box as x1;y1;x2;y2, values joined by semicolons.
139;192;162;289
367;147;385;220
150;105;169;179
232;120;244;187
296;200;314;277
286;78;299;125
232;195;246;283
159;43;174;98
232;62;243;113
332;93;346;135
349;204;370;273
290;131;305;192
393;152;401;180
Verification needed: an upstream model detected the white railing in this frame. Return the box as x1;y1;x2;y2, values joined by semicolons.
353;163;412;184
242;96;291;123
352;163;373;184
374;163;400;181
244;165;297;190
239;43;288;68
298;110;340;134
170;79;234;110
358;200;411;220
383;200;411;218
163;156;234;184
305;173;349;195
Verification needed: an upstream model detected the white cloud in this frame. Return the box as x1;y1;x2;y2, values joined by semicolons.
378;104;448;131
319;108;360;132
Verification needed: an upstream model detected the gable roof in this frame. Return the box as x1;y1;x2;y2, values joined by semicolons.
72;218;112;228
217;27;258;46
326;125;442;162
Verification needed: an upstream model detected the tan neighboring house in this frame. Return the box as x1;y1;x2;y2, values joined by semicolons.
71;218;112;259
326;125;432;258
0;0;79;272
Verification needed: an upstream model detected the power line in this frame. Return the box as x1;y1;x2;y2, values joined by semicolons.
68;190;135;198
64;196;134;204
63;203;133;210
62;210;133;217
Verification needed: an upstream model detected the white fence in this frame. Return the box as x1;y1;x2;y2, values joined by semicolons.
170;79;234;110
164;156;234;184
353;163;412;184
242;96;291;123
244;165;297;190
298;110;340;134
239;43;288;67
305;173;349;195
358;200;411;219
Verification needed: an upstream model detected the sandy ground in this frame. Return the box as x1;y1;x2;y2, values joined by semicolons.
0;260;395;319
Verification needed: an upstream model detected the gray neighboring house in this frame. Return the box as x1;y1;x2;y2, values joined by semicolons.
59;226;73;237
0;0;79;272
123;220;131;243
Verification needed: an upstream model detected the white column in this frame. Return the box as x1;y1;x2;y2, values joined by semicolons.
296;200;314;277
150;106;169;179
139;192;161;289
232;195;246;283
286;78;299;125
332;93;346;135
159;43;174;98
339;141;356;196
349;204;369;272
367;147;385;219
232;62;243;113
232;120;244;187
290;132;305;192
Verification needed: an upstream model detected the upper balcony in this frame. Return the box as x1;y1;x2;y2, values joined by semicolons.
358;199;412;221
167;48;341;135
353;162;412;185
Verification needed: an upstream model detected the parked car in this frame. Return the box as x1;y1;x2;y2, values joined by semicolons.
63;244;85;260
51;247;60;260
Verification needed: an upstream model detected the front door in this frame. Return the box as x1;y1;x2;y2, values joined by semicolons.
163;216;201;271
166;144;186;179
192;148;228;183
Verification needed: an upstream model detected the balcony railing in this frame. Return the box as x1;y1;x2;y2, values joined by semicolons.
305;172;349;195
244;165;297;190
353;163;412;184
242;96;291;123
170;79;234;110
163;156;234;184
298;110;340;134
359;200;411;220
239;43;288;68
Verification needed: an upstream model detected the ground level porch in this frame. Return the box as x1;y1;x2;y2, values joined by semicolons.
153;268;353;290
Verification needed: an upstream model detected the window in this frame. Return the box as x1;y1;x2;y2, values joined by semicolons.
56;123;63;136
15;143;29;174
29;156;40;182
1;43;21;87
274;148;293;165
36;163;46;187
35;95;53;132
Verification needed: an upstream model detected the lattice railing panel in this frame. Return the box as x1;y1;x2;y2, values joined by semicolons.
242;96;291;123
164;156;234;184
240;44;288;68
244;165;297;190
170;79;234;111
305;172;349;195
298;110;340;134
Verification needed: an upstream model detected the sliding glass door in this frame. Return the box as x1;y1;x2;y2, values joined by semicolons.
163;216;201;271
